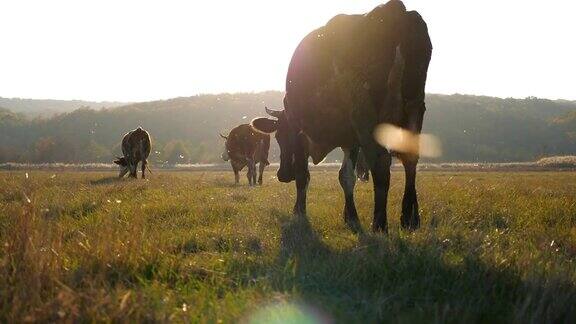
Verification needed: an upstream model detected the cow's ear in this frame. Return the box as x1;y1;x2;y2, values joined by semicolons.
251;117;278;134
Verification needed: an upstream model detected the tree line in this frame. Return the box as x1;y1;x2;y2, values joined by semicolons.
1;92;575;164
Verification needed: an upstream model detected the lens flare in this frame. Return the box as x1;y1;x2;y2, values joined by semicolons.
373;124;442;158
247;302;329;324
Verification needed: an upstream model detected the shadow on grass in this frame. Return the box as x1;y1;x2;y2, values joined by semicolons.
90;177;122;185
234;211;576;323
212;179;264;189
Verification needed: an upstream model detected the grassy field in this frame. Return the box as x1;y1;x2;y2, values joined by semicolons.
1;170;575;323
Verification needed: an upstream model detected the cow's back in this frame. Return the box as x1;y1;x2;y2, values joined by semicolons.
284;2;412;162
227;124;269;163
284;14;367;157
122;127;151;162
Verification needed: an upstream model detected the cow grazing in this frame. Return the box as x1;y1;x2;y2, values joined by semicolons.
251;0;432;232
220;124;270;186
114;127;151;179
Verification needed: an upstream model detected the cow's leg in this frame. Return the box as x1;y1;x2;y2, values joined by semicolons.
233;162;246;185
119;166;129;178
246;163;252;186
246;159;256;186
252;161;258;185
133;162;139;178
231;162;240;185
370;151;392;233
359;140;393;233
129;161;138;178
339;147;359;225
348;85;392;233
400;154;420;230
258;161;265;185
141;159;147;179
125;162;132;178
293;135;310;216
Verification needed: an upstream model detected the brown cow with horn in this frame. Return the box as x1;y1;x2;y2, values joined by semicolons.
220;124;270;186
114;127;151;179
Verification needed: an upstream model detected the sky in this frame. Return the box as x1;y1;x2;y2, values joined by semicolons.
1;0;575;102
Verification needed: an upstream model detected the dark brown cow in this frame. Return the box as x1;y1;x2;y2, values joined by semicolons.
114;127;151;179
220;124;270;186
252;1;432;232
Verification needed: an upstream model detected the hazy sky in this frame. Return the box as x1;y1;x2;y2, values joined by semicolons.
1;0;575;102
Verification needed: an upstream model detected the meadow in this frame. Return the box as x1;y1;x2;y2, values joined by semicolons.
0;170;575;323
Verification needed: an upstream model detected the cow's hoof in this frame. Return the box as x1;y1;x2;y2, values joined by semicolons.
345;217;362;234
371;223;388;234
401;208;420;231
372;213;388;234
343;208;360;231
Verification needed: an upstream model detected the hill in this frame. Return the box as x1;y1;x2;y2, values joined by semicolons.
424;95;576;161
0;97;126;118
0;92;575;163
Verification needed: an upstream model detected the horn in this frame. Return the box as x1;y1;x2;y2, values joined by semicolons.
219;133;228;140
265;106;283;119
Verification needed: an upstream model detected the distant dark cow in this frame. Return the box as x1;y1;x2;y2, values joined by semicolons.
220;124;270;185
252;1;432;232
114;127;151;178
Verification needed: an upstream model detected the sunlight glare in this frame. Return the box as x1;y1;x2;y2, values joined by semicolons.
374;124;442;158
247;302;329;324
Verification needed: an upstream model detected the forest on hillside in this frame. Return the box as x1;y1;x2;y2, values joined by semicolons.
0;97;126;118
1;92;575;164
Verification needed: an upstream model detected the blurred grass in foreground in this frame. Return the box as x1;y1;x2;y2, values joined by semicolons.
0;171;575;323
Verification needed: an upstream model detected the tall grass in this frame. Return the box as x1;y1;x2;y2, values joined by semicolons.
0;171;575;322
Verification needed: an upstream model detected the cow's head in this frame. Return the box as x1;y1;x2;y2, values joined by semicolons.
113;156;130;178
219;133;230;161
251;107;296;183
